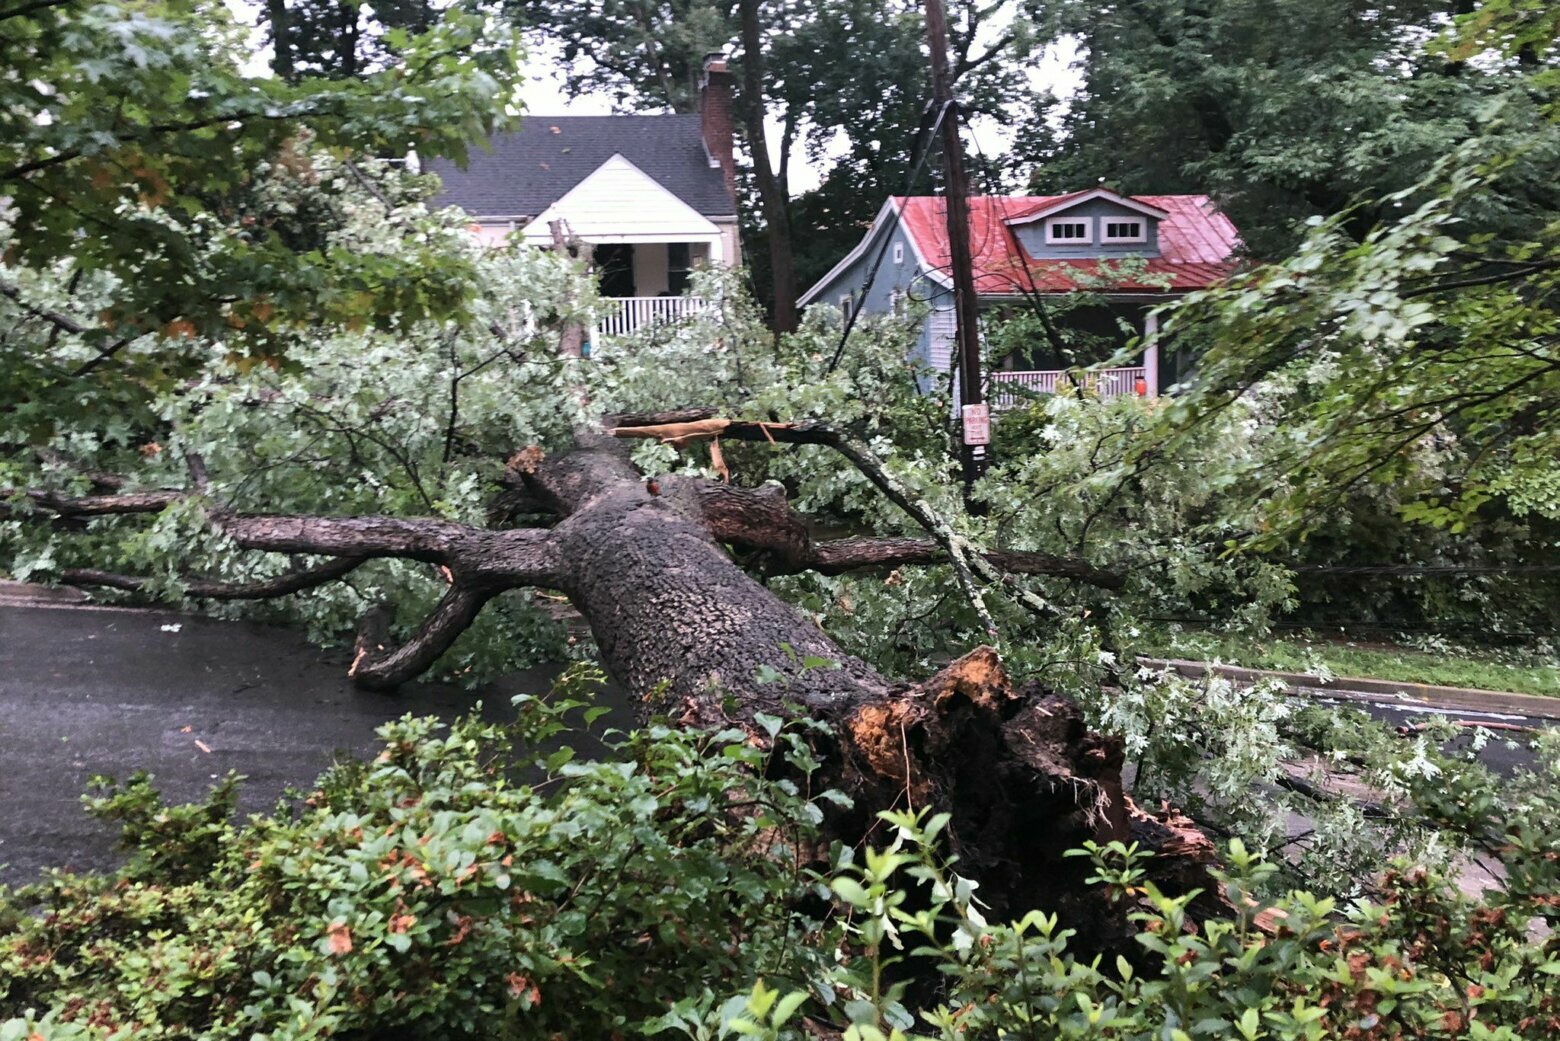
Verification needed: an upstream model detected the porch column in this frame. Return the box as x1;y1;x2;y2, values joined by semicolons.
1143;310;1160;399
707;234;725;266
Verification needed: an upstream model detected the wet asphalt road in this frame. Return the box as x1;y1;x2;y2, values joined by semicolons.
0;601;631;884
0;600;1547;884
1305;691;1549;777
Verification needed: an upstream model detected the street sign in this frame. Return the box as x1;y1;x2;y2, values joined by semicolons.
961;403;990;446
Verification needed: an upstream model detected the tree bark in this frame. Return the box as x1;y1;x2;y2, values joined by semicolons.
737;0;799;334
265;0;294;81
503;437;1218;936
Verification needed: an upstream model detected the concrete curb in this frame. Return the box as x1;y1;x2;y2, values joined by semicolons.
1140;657;1560;721
0;580;89;607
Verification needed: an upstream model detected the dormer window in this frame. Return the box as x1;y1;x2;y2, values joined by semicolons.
1045;217;1092;244
1102;219;1147;244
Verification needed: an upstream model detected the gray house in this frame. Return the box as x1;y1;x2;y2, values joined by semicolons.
798;188;1241;401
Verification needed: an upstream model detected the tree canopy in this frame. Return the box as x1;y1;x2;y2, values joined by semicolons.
1025;0;1560;256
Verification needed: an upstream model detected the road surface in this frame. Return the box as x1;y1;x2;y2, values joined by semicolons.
0;600;630;883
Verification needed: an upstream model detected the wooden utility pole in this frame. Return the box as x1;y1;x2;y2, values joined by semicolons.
922;0;988;504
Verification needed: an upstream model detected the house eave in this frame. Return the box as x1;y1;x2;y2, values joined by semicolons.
470;212;737;224
973;289;1192;303
1003;189;1171;227
798;198;945;306
798;199;899;306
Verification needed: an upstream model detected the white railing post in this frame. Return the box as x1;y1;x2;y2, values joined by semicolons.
988;367;1147;408
1143;311;1160;399
594;296;711;341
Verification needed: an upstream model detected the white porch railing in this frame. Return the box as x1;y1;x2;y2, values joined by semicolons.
987;367;1147;409
594;296;710;339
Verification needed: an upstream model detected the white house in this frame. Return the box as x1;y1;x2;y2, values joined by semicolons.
427;56;741;339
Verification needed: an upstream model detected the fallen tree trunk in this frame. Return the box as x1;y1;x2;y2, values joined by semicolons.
506;436;1219;934
14;432;1214;943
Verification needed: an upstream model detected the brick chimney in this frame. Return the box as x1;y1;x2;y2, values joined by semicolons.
698;52;736;198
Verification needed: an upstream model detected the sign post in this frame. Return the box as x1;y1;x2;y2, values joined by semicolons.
961;403;990;446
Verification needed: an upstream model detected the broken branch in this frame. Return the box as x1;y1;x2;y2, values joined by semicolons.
613;417;1105;630
58;556;370;600
348;582;498;691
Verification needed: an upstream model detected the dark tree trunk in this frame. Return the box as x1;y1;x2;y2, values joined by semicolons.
521;437;888;702
506;438;1219;936
266;0;294;81
737;0;800;334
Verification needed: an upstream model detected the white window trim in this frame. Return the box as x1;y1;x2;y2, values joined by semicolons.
1101;218;1148;244
1044;216;1093;245
892;242;905;264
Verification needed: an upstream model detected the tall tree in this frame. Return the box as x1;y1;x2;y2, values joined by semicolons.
263;0;437;82
738;0;797;332
2;0;517;339
1024;0;1558;256
502;0;734;111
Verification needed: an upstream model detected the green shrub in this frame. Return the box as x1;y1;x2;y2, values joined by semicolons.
4;677;1557;1041
699;819;1560;1041
0;669;838;1040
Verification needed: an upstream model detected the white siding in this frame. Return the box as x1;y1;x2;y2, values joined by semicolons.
522;154;723;247
928;309;956;376
716;220;741;266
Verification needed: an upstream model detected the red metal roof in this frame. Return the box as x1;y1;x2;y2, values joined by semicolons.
894;194;1241;295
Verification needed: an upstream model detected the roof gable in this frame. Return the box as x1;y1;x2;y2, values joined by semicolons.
796;199;939;306
426;115;735;219
521;154;721;242
1004;188;1170;226
892;193;1241;295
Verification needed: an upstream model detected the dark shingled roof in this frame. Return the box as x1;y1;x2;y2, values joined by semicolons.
426;115;736;219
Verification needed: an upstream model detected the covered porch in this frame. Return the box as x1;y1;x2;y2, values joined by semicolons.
586;238;719;340
987;365;1151;407
982;300;1165;408
513;164;731;342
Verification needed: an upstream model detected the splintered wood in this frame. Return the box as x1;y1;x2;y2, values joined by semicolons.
608;417;797;448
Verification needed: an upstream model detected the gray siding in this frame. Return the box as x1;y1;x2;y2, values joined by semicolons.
807;216;951;379
810;221;925;315
923;304;955;393
1011;198;1161;260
